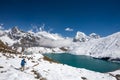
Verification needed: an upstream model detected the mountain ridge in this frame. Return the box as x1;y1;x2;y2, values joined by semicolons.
0;27;120;80
0;27;120;61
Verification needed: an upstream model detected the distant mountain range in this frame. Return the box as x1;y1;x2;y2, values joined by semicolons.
0;27;120;61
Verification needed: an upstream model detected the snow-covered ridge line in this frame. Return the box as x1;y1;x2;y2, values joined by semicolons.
0;27;120;61
69;32;120;61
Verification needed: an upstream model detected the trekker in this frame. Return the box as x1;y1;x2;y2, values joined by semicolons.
21;58;26;71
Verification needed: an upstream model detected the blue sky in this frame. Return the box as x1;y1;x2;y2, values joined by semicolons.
0;0;120;37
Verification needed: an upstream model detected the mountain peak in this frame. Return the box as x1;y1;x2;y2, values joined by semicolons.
11;26;21;33
73;31;88;42
89;33;100;39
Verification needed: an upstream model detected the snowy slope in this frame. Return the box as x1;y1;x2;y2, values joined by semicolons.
0;52;118;80
0;35;17;46
70;32;120;60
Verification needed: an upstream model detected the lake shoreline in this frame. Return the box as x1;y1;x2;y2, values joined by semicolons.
44;53;120;73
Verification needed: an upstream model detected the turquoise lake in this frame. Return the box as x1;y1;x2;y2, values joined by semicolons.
44;53;120;73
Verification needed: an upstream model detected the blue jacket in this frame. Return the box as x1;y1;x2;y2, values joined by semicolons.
21;59;26;66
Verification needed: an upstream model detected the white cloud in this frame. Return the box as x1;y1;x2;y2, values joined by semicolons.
38;38;72;48
0;24;4;29
39;24;45;31
65;27;73;31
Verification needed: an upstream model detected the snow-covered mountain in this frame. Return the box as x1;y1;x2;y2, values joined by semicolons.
0;27;71;49
73;31;100;42
89;33;100;39
0;27;120;80
73;31;88;42
70;32;120;61
0;27;120;61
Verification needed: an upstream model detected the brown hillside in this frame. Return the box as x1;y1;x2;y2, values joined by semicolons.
0;40;20;54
